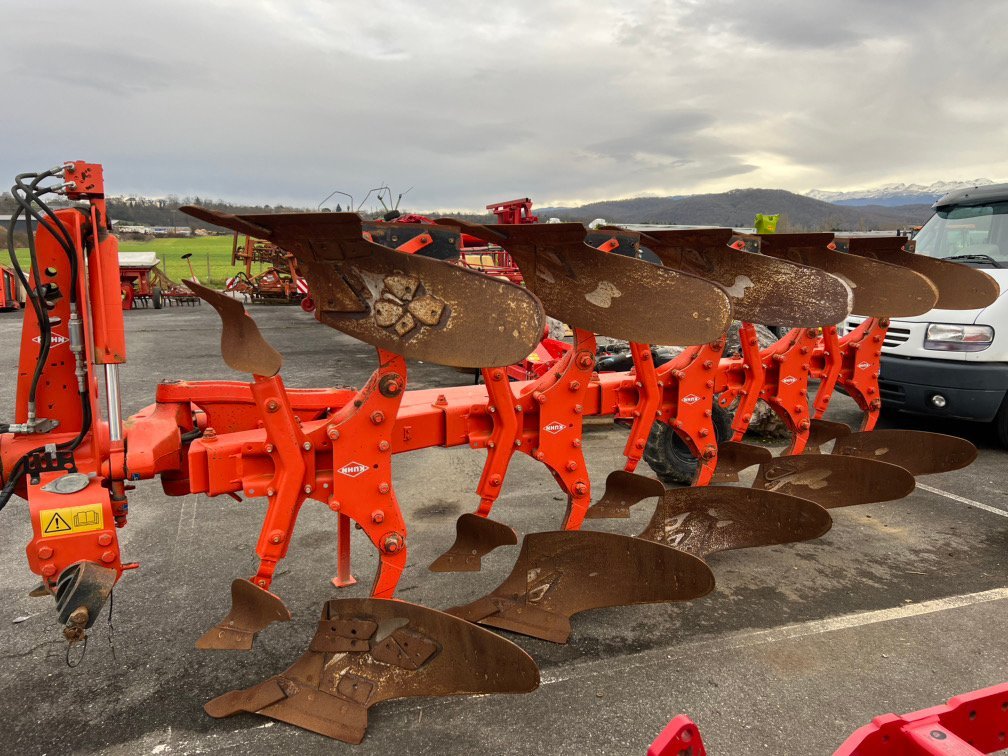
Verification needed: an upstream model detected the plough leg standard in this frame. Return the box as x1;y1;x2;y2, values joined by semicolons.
0;162;994;743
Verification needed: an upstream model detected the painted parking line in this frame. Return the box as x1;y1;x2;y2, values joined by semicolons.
917;482;1008;519
540;586;1008;686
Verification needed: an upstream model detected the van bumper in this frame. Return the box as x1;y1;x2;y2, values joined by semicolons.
878;356;1008;422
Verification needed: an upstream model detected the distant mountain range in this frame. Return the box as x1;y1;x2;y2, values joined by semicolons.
804;179;997;207
537;188;933;231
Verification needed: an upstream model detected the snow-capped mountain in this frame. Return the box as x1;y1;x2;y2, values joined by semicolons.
805;179;997;207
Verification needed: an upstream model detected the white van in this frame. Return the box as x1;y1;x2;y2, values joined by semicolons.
845;184;1008;445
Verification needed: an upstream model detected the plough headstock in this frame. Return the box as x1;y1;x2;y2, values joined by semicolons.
181;207;547;368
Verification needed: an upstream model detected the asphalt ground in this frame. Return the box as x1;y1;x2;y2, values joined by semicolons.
0;304;1005;755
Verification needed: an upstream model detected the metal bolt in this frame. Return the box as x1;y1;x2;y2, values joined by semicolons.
378;482;390;494
203;427;217;439
635;439;645;449
372;510;384;524
566;460;577;472
488;441;496;449
704;409;712;418
383;533;403;553
303;441;312;451
535;450;545;460
257;579;267;588
97;534;112;546
266;400;280;413
703;360;714;370
572;438;581;448
569;380;581;391
265;443;274;453
492;370;503;381
304;485;313;494
574;404;583;414
488;405;496;413
490;474;502;487
371;411;385;425
705;380;714;389
327;426;340;440
378;440;390;452
514;439;522;447
41;564;56;577
266;487;275;497
699;428;709;438
574;482;588;496
533;391;546;404
330;499;341;511
270;531;283;544
101;550;116;564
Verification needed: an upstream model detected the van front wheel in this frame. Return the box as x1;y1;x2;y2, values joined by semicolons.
994;393;1008;448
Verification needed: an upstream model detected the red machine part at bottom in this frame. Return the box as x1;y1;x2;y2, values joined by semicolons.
649;683;1008;755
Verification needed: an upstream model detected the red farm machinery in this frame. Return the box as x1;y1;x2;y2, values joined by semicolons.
0;162;1002;748
118;251;198;309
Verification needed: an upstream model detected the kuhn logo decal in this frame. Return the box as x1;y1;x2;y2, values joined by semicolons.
681;394;702;405
32;333;69;347
543;422;566;434
338;462;369;478
857;361;871;370
781;375;798;385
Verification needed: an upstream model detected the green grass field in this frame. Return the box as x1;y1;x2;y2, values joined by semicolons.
118;236;239;286
12;235;257;287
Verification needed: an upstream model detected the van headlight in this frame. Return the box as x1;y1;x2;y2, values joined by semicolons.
924;323;994;352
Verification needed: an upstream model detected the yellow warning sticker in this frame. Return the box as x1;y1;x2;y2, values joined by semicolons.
40;503;104;537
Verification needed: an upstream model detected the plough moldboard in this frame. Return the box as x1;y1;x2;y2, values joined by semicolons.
0;162;999;745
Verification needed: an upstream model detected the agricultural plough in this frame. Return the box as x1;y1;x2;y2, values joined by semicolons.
1;162;999;747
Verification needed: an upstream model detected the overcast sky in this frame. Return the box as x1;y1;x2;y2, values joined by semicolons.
4;1;1006;210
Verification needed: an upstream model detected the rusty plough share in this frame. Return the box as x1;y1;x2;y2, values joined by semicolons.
0;162;997;743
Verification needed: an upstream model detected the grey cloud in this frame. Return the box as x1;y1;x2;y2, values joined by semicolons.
1;0;1005;208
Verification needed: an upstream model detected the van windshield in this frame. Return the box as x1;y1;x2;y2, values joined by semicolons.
913;202;1008;268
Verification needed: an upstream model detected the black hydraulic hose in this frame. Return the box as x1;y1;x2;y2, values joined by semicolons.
1;168;94;512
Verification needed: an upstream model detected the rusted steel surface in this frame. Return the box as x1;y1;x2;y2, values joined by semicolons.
185;280;282;377
804;418;853;454
638;228;853;327
751;455;915;508
750;233;939;317
196;578;291;651
831;430;977;476
839;235;1000;310
638;487;832;557
711;441;773;483
443;220;732;346
447;531;714;643
584;470;665;519
428;513;518;572
204;598;539;743
181;208;546;368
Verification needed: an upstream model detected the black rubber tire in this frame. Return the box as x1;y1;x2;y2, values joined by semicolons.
151;286;163;309
994;393;1008;448
643;405;734;485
